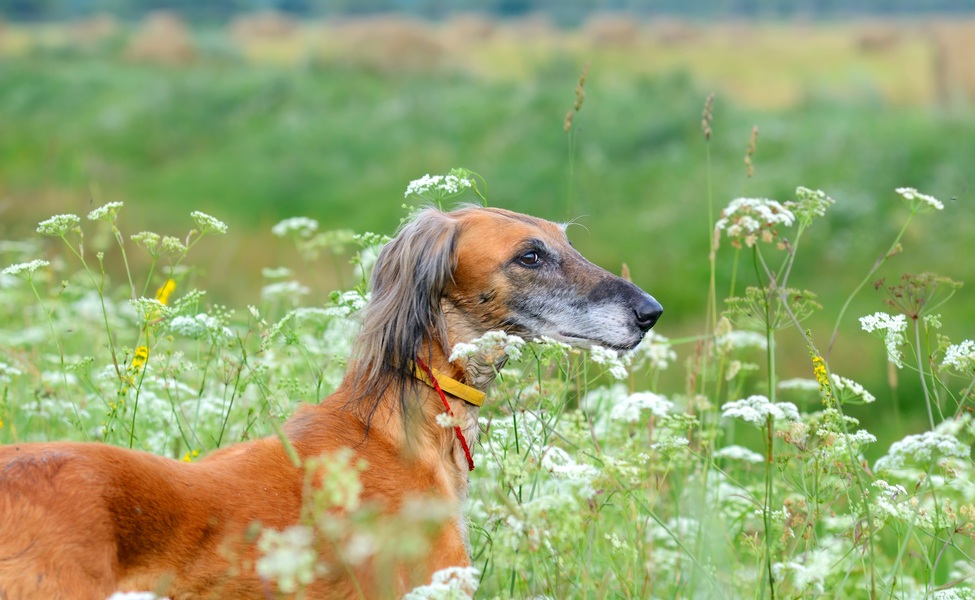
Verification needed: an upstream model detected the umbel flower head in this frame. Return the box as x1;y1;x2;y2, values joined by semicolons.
36;214;81;237
714;198;795;249
2;259;50;277
402;168;483;209
721;394;800;427
896;187;944;212
859;312;907;368
190;211;228;235
943;340;975;373
87;201;124;223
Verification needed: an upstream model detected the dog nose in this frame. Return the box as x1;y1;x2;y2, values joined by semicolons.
634;296;663;332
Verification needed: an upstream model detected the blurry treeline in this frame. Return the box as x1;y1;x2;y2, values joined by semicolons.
3;0;975;23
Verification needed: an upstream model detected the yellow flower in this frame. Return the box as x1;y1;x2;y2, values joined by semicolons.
155;278;176;305
811;354;832;405
181;449;200;462
132;345;149;371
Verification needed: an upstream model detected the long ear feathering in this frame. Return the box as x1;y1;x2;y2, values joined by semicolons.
347;208;459;431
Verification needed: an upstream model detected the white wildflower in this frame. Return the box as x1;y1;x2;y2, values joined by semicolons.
816;428;877;458
896;187;944;211
128;297;171;322
932;589;975;600
590;345;629;380
161;236;187;255
717;329;768;352
0;361;23;384
86;201;124;222
859;312;908;334
323;290;368;317
771;540;840;595
829;374;876;403
875;431;969;472
859;312;908;368
448;342;478;361
605;533;630;553
540;446;599;497
714;197;795;248
168;314;234;340
449;331;525;363
721;395;800;427
2;259;50;277
36;213;81;236
271;217;319;238
790;186;835;223
190;211;228;234
778;378;820;391
651;435;690;454
943;340;975;372
262;281;310;301
873;479;908;499
435;412;465;428
531;336;572;355
403;566;479;600
404;174;473;199
629;330;677;370
610;392;673;423
130;231;161;253
256;525;320;594
714;445;764;464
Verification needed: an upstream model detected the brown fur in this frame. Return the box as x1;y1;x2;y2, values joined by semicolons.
0;206;661;599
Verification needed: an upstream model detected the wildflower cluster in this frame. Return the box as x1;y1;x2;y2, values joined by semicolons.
859;311;908;368
714;197;795;248
2;259;49;277
874;430;969;471
721;394;800;426
897;186;945;212
943;340;975;372
190;211;229;235
405;174;473;198
36;213;80;236
88;201;124;222
403;168;484;209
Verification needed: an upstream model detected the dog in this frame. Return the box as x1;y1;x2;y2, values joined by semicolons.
0;206;662;599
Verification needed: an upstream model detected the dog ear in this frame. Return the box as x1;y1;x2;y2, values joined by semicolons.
350;208;458;423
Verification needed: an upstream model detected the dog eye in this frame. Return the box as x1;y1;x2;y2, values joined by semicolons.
517;251;541;267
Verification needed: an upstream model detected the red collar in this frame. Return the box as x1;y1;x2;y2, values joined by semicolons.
415;358;476;471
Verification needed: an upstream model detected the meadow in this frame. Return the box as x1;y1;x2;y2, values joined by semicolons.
1;13;975;599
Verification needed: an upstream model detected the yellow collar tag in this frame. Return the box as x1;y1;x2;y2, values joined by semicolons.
413;364;486;407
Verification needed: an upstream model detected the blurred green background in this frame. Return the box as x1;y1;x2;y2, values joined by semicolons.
1;1;974;433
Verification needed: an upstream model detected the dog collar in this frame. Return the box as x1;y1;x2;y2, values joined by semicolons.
415;359;477;471
412;363;485;407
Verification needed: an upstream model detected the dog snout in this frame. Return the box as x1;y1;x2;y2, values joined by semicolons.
634;295;663;332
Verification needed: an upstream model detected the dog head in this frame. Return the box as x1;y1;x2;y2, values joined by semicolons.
443;206;662;352
353;206;662;418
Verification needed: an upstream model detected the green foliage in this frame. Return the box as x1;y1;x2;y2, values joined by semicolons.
3;164;975;598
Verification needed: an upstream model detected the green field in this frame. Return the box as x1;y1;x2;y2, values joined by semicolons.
2;17;975;598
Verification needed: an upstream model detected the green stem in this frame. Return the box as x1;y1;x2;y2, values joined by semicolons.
913;318;936;429
113;227;136;300
826;215;914;360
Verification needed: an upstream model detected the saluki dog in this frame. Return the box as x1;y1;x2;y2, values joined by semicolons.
0;206;662;599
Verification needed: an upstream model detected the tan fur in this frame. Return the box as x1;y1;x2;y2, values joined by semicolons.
0;207;660;599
